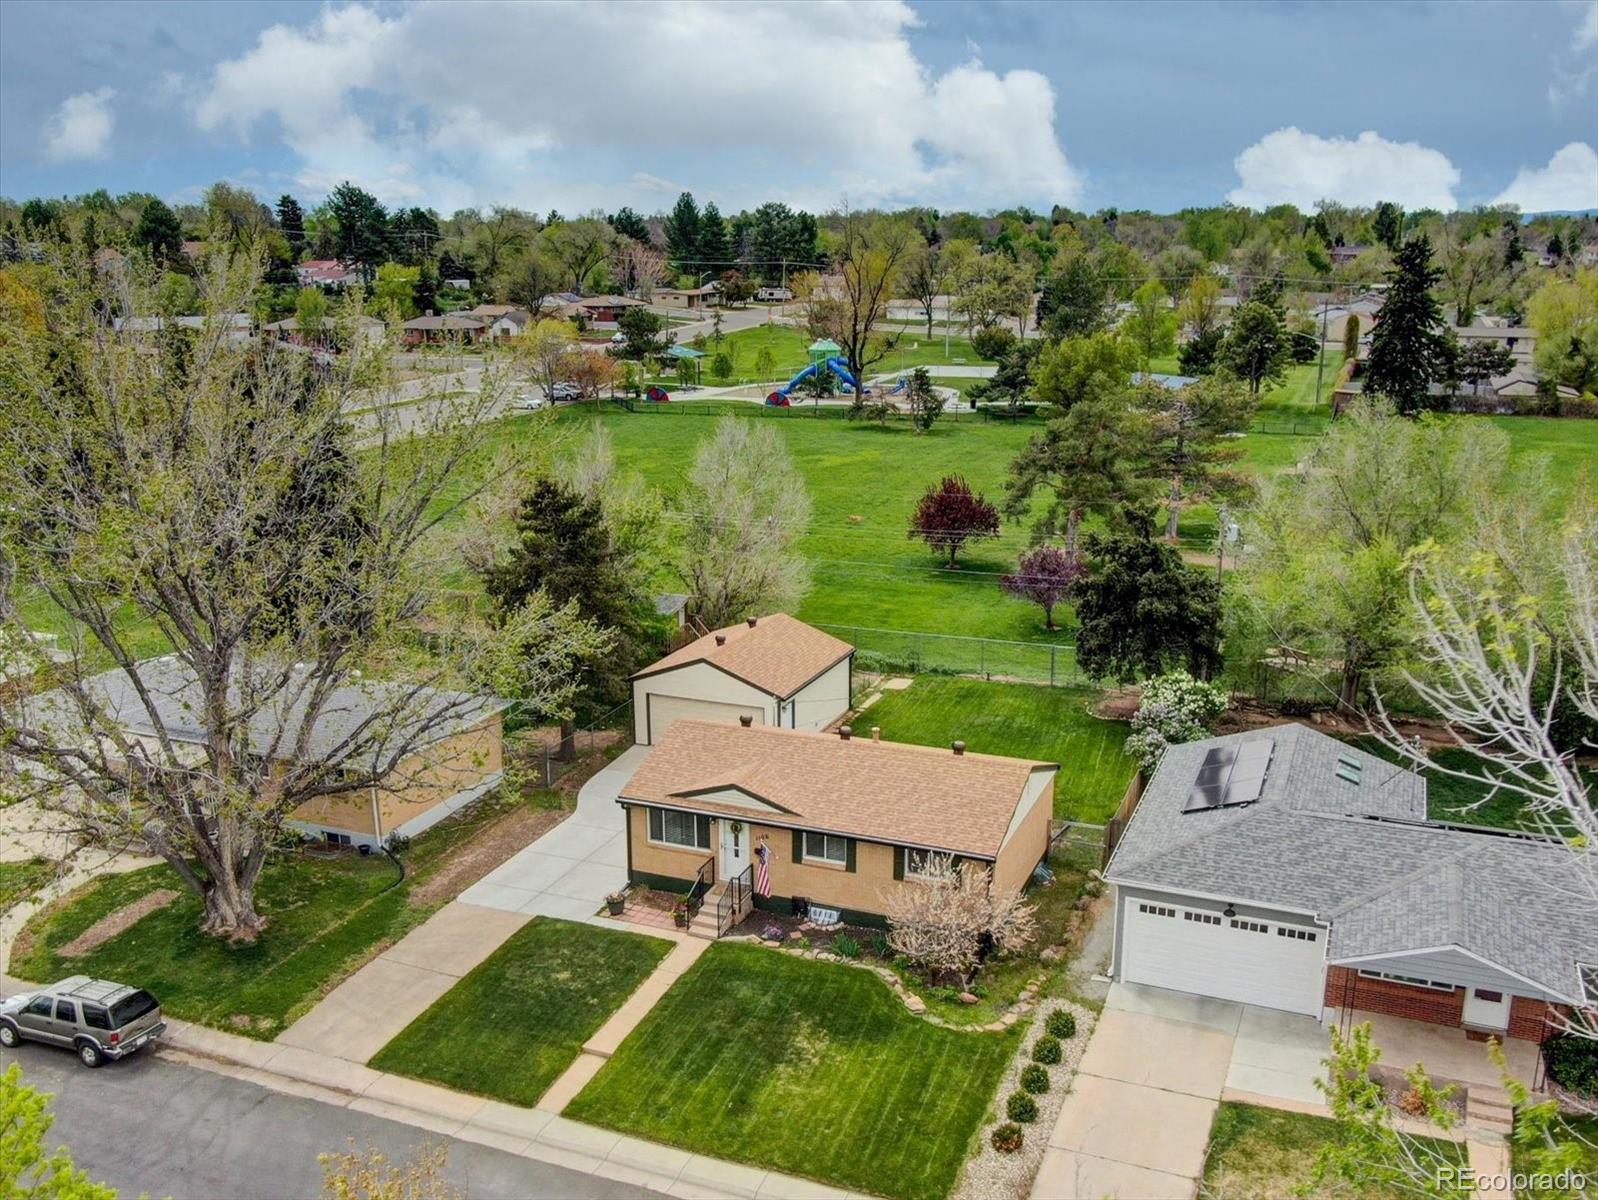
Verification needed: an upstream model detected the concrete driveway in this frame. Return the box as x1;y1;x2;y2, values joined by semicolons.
1033;983;1329;1199
458;745;645;922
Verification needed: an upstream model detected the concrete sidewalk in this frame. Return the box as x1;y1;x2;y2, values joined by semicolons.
277;901;530;1063
161;1014;852;1200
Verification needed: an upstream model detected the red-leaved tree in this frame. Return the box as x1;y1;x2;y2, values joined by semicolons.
908;475;1000;567
1001;544;1083;630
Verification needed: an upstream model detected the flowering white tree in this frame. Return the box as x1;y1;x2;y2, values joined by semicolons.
882;854;1036;980
1123;670;1230;773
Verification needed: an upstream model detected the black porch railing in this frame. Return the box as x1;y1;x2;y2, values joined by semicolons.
682;856;715;923
716;864;754;937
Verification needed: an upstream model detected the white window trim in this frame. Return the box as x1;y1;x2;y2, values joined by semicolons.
804;831;848;867
647;808;711;852
1357;969;1456;993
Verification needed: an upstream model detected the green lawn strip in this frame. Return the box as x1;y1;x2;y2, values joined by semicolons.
567;943;1018;1200
1202;1101;1467;1199
1511;1112;1598;1192
861;677;1135;823
0;859;57;914
369;918;672;1106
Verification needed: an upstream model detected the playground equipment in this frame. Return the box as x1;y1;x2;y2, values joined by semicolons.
646;385;670;403
765;392;791;407
774;340;869;401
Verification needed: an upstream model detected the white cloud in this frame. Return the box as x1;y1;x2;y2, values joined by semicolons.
43;87;116;162
1549;1;1598;106
1228;127;1460;211
191;0;1079;213
1492;142;1598;212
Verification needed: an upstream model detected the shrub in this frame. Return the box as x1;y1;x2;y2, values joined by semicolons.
831;934;860;959
1032;1035;1062;1065
971;325;1018;362
869;932;892;959
1045;1009;1077;1040
1123;671;1230;773
1006;1091;1038;1123
1544;1034;1598;1096
1020;1064;1051;1094
990;1123;1023;1154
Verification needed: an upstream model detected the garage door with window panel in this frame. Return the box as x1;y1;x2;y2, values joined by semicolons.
646;694;766;742
1121;897;1326;1015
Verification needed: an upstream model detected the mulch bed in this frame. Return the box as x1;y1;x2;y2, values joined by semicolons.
60;888;179;957
1372;1063;1468;1122
408;804;570;907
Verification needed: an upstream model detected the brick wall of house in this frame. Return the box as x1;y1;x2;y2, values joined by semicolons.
1323;966;1465;1027
1508;995;1560;1044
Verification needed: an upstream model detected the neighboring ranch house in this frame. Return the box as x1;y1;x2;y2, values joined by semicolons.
630;614;853;746
617;718;1057;929
466;304;532;339
1105;723;1597;1043
24;656;509;851
401;313;486;346
654;286;720;310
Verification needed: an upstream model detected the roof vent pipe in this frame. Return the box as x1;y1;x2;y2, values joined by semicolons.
839;726;852;741
871;726;880;742
739;714;753;727
715;634;726;646
747;617;758;627
953;740;966;756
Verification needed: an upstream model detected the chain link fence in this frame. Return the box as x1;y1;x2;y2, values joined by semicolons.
813;623;1089;689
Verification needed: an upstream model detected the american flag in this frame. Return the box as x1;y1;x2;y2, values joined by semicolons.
755;842;772;897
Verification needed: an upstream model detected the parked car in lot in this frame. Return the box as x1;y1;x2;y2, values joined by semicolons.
512;393;549;411
546;381;582;402
0;977;165;1067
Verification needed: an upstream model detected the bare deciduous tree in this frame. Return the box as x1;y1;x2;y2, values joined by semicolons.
675;417;811;628
805;210;917;395
0;251;527;940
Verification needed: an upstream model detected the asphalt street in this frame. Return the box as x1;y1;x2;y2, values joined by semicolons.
3;1041;663;1200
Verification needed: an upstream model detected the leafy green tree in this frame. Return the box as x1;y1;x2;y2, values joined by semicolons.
1070;509;1223;682
294;285;329;335
904;367;944;433
327;182;391;282
1239;400;1510;709
544;217;615;293
1030;331;1136;412
710;351;733;383
1175;275;1224;341
1217;300;1288;396
612;306;673;360
1364;235;1450;415
664;192;701;272
1139;372;1256;538
133;197;183;265
503;249;563;317
1177;327;1225;376
966;339;1039;412
1004;393;1154;554
1372;201;1403;251
971;325;1017;362
370;263;419;320
1342;311;1361;363
1456;339;1516;394
1037;254;1107;339
0;1064;116;1200
388;206;441;268
476;590;616;744
1124;280;1178;370
1526;268;1598;394
754;345;777;383
609;206;650;243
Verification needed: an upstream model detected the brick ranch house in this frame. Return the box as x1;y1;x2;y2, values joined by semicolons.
1105;723;1597;1045
629;613;853;745
24;655;509;851
616;717;1058;933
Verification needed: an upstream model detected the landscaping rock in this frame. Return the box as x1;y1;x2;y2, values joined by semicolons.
957;992;979;1004
761;939;782;948
904;994;926;1014
1000;1012;1019;1028
787;930;804;941
1039;946;1064;963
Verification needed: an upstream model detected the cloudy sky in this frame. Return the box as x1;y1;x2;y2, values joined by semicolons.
2;0;1596;216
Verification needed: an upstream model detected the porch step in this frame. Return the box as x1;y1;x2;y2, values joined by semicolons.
1466;1086;1515;1132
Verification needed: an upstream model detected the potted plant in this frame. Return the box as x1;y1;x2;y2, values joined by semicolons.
606;889;626;916
672;900;690;927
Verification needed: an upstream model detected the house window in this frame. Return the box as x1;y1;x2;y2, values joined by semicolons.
324;831;352;847
905;849;951;880
1276;926;1318;942
1358;970;1454;992
648;808;711;851
1580;963;1598;1006
804;832;849;866
1229;919;1268;933
1138;903;1176;918
1183;911;1222;926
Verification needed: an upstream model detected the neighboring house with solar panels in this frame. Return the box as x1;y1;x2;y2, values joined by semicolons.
1104;723;1597;1043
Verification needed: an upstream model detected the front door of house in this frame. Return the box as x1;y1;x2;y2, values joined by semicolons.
719;819;750;880
1462;987;1511;1031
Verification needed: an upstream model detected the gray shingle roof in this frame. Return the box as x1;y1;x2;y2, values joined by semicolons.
1107;723;1598;1003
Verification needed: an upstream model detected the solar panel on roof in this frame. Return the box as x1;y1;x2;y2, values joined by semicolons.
1183;738;1274;814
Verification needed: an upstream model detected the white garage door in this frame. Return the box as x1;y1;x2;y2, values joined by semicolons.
1121;899;1326;1015
646;694;765;742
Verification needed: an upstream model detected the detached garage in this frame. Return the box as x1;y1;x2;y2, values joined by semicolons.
631;613;853;745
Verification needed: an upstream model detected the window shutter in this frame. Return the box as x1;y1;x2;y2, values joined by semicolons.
893;846;905;881
697;815;711;849
845;839;856;873
792;830;804;864
649;809;663;841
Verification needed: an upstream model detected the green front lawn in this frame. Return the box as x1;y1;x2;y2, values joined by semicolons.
1202;1102;1468;1199
369;918;671;1106
1512;1113;1598;1198
0;859;56;914
566;943;1018;1200
11;789;534;1039
861;676;1136;823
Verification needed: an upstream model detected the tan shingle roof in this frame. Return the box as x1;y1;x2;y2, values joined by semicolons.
632;613;851;698
619;719;1055;858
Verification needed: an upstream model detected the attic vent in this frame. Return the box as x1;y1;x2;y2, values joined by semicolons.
1183;738;1274;813
1335;753;1364;785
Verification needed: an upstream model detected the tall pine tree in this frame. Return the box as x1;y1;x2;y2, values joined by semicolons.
663;192;700;274
276;194;306;258
696;202;731;277
1364;235;1449;416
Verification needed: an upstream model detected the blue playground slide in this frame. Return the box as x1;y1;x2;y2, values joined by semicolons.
777;356;867;397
